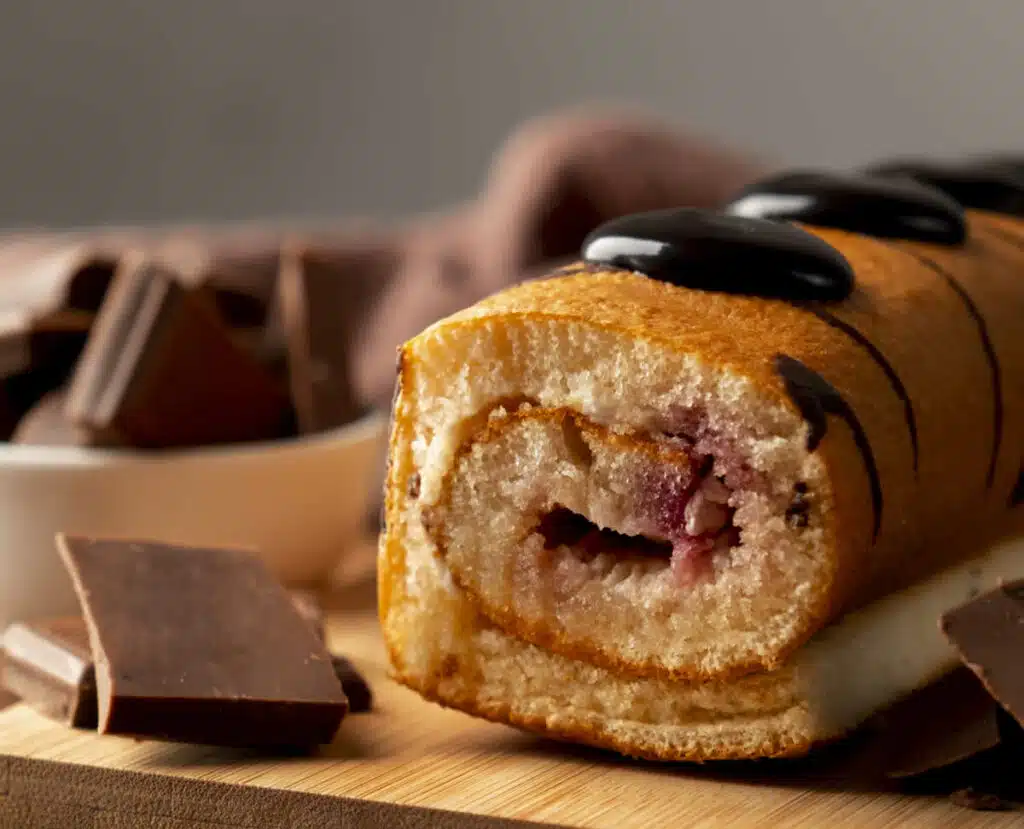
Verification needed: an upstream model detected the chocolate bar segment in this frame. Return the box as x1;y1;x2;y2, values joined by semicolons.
57;536;347;747
0;589;339;730
1;617;97;728
198;247;281;329
277;247;359;432
64;259;293;448
941;580;1024;729
277;243;399;432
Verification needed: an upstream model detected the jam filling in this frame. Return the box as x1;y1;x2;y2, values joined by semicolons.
535;464;739;588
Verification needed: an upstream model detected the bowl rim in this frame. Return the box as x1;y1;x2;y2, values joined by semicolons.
0;409;388;469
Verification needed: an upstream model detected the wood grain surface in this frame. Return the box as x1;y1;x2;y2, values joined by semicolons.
0;557;1018;827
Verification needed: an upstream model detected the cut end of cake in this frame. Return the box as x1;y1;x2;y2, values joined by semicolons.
384;296;839;681
423;405;830;679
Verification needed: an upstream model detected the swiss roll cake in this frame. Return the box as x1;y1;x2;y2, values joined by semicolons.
380;164;1024;760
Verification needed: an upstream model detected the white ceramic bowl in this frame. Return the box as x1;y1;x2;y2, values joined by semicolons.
0;411;388;630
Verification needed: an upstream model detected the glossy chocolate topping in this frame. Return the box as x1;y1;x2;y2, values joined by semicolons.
726;170;966;246
582;208;854;301
774;354;882;539
866;159;1024;217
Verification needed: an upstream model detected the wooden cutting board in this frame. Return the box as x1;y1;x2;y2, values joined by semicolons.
0;581;1017;828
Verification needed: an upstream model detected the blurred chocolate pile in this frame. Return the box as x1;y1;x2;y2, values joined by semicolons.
0;110;764;449
0;229;399;448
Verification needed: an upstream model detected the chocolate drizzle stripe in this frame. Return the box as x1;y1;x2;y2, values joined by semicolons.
800;304;919;474
774;354;883;539
901;248;1003;488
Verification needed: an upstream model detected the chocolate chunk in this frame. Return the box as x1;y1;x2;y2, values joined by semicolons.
330;655;372;713
171;243;280;330
1;617;97;729
64;260;294;448
727;170;967;246
57;536;348;747
200;249;281;330
941;580;1024;728
581;208;854;301
147;233;282;307
0;587;331;730
276;246;366;433
11;390;112;447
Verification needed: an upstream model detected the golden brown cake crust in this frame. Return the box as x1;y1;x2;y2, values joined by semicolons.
388;666;812;762
380;209;1024;759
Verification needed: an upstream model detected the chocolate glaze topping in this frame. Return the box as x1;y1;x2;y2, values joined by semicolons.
582;208;854;301
866;160;1024;217
774;354;882;539
727;170;966;246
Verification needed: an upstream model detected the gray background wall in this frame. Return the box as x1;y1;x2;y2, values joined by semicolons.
1;1;1021;228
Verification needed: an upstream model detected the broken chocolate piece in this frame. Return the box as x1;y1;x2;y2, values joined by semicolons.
64;260;294;448
58;536;348;747
277;246;383;433
330;655;373;713
199;248;281;329
1;617;97;729
941;579;1024;728
0;587;334;730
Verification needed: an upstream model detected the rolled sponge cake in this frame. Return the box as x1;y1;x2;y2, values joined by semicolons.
380;211;1024;759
